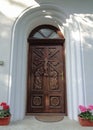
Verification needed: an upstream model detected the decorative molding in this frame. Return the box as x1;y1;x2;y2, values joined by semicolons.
8;3;85;121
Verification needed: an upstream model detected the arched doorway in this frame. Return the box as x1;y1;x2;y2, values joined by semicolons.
26;25;67;115
9;3;85;121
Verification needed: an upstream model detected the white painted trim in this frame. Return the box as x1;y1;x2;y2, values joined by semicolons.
8;3;85;121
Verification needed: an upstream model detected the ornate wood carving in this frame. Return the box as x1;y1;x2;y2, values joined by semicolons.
27;42;66;113
32;95;43;107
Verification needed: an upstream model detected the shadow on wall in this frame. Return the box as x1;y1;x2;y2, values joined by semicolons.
0;0;39;19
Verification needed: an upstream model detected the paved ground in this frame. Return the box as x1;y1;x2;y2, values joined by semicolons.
0;116;93;130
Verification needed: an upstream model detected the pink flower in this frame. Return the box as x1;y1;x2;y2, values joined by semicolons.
87;105;93;111
0;102;10;110
79;105;87;112
3;105;9;110
0;102;7;106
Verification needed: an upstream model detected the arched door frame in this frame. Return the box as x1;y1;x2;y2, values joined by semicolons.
8;3;85;121
27;24;66;115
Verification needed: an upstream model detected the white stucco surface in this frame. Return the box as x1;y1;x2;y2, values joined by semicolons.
0;12;13;101
0;0;93;121
79;15;93;105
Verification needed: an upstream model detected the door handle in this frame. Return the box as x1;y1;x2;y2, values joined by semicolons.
62;72;64;81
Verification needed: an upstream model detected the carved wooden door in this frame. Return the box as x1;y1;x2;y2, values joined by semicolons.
27;40;66;114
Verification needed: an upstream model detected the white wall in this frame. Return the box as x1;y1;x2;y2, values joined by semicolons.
0;12;13;102
79;15;93;105
36;0;93;14
0;0;93;120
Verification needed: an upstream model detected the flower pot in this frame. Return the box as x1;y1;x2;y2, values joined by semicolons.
78;116;93;126
0;116;11;125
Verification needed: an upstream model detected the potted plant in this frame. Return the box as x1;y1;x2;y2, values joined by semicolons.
0;102;11;125
78;105;93;126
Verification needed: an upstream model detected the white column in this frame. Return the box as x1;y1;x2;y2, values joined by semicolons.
64;15;85;120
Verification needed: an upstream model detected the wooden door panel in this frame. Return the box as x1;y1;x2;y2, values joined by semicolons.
27;43;66;114
31;94;45;112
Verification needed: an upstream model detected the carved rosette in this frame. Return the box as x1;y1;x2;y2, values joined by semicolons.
50;96;60;107
32;96;42;107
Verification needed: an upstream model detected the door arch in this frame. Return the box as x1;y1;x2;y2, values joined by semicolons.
9;3;85;121
26;25;67;115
